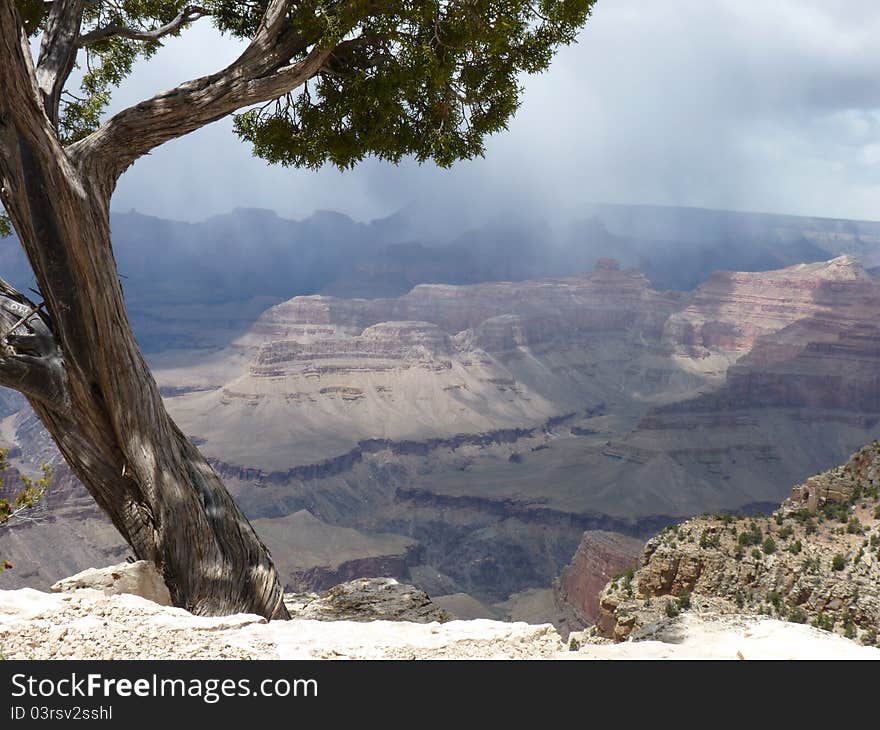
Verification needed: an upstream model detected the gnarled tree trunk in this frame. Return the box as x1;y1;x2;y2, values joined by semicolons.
0;0;289;619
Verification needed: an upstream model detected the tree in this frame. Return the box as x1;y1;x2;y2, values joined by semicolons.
0;0;595;619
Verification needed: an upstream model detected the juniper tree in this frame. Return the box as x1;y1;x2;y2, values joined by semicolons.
0;0;595;618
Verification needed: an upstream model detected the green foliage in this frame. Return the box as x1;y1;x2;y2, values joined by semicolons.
761;537;776;555
811;612;834;632
664;599;679;619
821;501;849;523
750;548;762;561
677;589;691;611
846;517;863;535
699;529;720;549
737;523;762;547
767;590;781;610
777;525;793;540
787;539;802;555
787;605;807;624
23;1;597;172
0;448;52;571
831;553;846;572
0;212;11;239
233;0;597;169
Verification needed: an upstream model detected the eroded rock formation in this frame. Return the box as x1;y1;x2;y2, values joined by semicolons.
596;442;880;644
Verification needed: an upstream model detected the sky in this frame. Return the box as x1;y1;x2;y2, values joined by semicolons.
104;0;880;224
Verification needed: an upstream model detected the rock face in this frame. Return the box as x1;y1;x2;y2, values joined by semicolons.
596;442;880;645
553;531;644;637
166;262;686;470
283;577;453;623
51;560;172;606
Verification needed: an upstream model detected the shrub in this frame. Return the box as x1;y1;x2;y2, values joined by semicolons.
677;589;691;610
738;525;762;547
699;530;720;549
762;537;776;555
751;548;762;561
788;539;802;555
811;612;834;632
847;518;863;535
831;554;846;571
778;525;793;540
822;502;849;523
665;599;680;618
788;606;807;624
0;450;52;573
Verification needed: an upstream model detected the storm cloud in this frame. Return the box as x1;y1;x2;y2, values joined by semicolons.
108;0;880;224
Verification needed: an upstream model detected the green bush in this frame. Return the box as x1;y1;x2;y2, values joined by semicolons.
788;539;802;555
762;537;776;555
777;525;793;539
665;599;680;618
0;449;52;572
751;548;762;561
831;554;846;571
788;606;807;624
822;502;849;523
677;589;691;610
738;525;762;547
847;518;863;535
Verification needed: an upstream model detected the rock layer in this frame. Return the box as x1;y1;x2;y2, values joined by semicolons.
553;531;644;637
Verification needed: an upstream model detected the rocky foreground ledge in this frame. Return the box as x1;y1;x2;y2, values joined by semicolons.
1;577;878;660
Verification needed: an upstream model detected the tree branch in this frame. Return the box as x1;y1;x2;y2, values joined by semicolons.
0;278;69;410
69;0;337;184
35;0;87;126
77;5;209;47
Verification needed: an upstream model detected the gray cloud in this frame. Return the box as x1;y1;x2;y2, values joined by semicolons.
108;0;880;223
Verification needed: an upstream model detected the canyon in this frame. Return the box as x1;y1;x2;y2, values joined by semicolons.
3;259;880;618
2;208;880;627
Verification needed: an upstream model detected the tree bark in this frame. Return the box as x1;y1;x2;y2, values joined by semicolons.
0;1;289;619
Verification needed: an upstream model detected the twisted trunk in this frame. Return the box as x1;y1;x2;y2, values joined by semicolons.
0;1;289;619
0;147;288;619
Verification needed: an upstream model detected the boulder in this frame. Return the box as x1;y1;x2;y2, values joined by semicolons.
51;560;172;606
284;577;452;623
